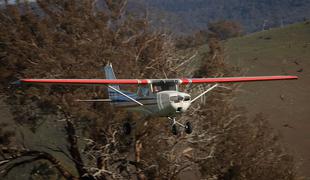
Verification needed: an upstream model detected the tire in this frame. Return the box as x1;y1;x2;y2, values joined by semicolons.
184;122;192;134
123;122;131;135
171;124;178;135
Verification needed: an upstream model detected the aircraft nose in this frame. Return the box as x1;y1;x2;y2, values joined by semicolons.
169;96;191;113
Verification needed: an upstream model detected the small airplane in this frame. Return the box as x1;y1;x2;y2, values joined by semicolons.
16;64;298;135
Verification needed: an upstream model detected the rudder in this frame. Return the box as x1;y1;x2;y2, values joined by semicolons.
104;63;120;100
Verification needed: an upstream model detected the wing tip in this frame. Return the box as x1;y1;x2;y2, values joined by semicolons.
11;80;21;85
285;75;298;80
292;76;299;79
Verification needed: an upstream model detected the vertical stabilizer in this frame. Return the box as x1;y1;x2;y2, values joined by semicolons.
104;63;120;100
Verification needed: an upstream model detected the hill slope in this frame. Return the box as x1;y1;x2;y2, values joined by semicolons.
224;22;310;178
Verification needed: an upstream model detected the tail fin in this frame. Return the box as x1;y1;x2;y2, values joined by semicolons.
104;63;120;100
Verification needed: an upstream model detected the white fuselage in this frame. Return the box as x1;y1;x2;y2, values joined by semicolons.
117;91;191;117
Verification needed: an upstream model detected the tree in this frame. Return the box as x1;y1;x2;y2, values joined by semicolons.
208;20;243;40
0;0;185;179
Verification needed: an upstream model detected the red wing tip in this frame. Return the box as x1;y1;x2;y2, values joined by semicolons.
284;76;298;80
292;76;298;79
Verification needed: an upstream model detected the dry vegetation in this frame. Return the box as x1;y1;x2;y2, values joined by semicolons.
0;0;296;179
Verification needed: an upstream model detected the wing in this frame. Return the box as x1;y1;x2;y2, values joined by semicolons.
18;79;150;85
179;76;298;84
18;75;298;86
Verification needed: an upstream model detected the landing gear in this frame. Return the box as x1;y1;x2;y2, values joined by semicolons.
171;124;179;135
122;122;132;135
168;117;193;135
184;122;192;134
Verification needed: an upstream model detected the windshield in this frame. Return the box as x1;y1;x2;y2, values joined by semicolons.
184;96;191;101
153;83;177;92
170;95;183;103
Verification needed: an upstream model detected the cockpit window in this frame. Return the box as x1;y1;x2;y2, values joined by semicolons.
153;85;162;92
170;95;183;103
184;96;191;101
137;87;150;97
153;83;177;92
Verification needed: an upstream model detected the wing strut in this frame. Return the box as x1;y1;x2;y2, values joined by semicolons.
107;85;144;106
191;84;218;103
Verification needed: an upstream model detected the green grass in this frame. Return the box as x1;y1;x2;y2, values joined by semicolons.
225;22;310;65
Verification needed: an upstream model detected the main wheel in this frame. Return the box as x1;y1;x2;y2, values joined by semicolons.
171;124;179;135
123;122;132;135
184;122;192;134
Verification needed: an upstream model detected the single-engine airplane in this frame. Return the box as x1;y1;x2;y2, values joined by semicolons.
17;64;298;135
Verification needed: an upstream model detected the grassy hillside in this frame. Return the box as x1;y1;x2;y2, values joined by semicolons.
226;22;310;66
224;22;310;178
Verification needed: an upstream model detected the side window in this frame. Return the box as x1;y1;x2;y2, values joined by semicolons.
138;87;150;97
153;85;162;92
142;88;149;96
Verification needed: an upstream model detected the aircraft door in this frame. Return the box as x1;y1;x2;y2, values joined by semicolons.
157;92;170;111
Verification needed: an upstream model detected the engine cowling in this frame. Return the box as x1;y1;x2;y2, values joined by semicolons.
156;91;191;117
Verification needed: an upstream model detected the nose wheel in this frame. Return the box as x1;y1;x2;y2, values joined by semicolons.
168;117;193;135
